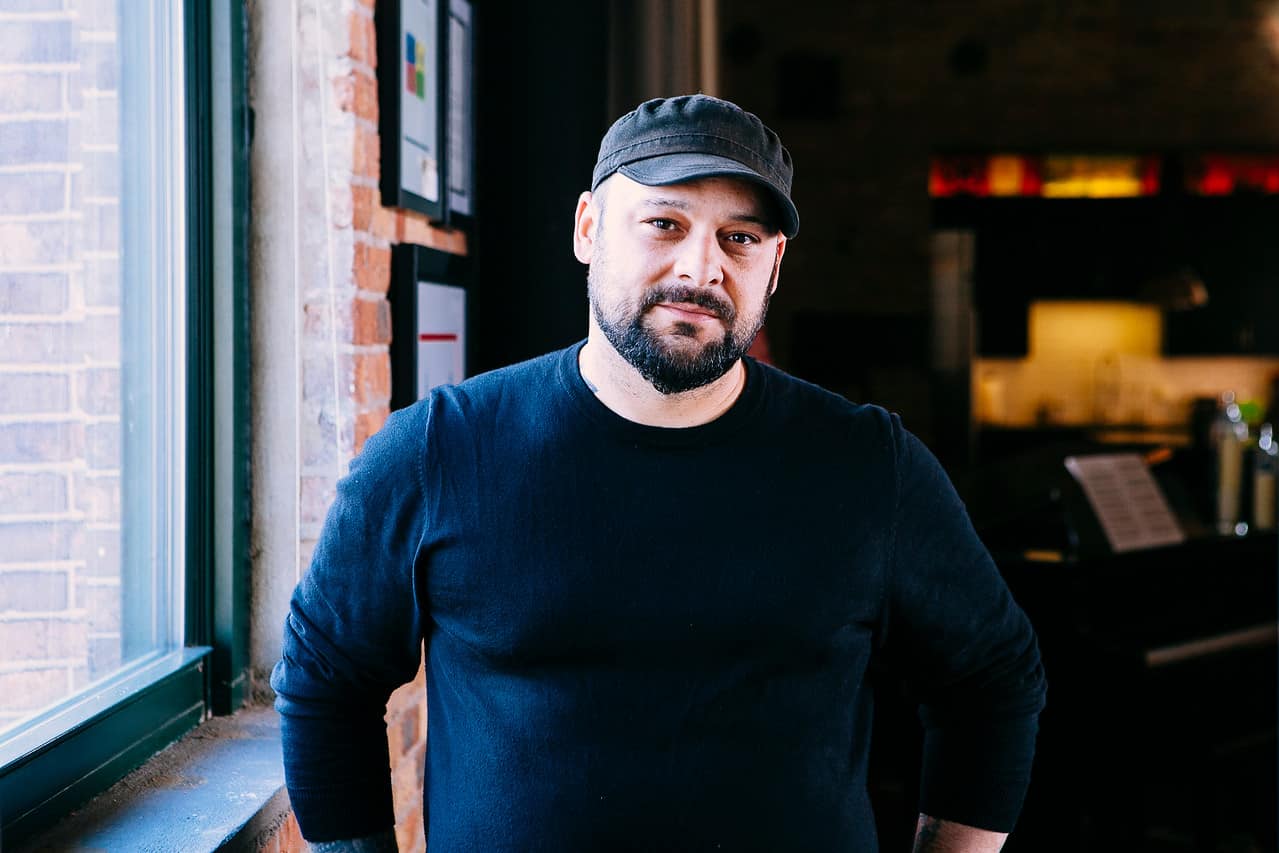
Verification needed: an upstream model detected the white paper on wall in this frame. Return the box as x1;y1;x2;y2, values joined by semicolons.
416;281;465;396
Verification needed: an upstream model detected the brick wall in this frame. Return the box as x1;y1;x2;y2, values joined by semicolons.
718;1;1279;428
249;0;464;849
0;0;123;733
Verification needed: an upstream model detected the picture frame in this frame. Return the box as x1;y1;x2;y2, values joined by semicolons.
389;244;473;410
377;0;448;220
444;0;476;226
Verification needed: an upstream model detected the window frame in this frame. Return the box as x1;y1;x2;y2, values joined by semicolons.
0;0;250;844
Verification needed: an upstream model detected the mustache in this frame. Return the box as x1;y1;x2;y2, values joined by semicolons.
640;285;736;322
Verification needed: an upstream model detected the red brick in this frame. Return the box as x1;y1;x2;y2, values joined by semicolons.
394;803;423;853
354;242;391;293
370;205;398;242
347;12;376;67
354;353;390;404
353;69;378;122
354;408;389;453
354;124;381;182
334;68;378;122
352;297;390;346
278;813;306;853
352;184;376;231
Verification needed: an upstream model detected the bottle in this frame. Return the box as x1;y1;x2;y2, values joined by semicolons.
1214;391;1248;535
1254;424;1277;532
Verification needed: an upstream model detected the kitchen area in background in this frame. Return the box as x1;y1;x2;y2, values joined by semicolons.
712;3;1279;850
927;153;1279;851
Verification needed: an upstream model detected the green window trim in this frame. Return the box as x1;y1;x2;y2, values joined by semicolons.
0;0;251;844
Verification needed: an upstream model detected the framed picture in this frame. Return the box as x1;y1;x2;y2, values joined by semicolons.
389;244;472;410
377;0;447;220
444;0;475;224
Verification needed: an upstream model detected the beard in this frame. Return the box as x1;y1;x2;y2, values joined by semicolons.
588;270;772;395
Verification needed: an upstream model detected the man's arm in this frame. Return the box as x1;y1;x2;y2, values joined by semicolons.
913;814;1007;852
270;403;433;843
884;414;1047;836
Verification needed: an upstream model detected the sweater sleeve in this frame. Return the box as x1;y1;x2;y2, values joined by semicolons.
883;414;1047;832
269;402;432;842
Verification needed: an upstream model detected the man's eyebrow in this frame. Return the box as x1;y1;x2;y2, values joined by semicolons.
640;199;774;229
641;198;691;211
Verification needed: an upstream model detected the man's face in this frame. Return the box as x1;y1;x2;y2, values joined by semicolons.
579;174;785;394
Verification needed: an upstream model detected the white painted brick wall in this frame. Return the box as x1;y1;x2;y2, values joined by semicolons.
0;0;123;730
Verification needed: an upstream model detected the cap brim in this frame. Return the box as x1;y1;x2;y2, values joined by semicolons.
618;154;800;238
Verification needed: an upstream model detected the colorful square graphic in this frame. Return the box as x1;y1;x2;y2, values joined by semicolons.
405;32;427;99
405;33;417;95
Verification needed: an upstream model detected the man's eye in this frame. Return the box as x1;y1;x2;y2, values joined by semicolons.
646;218;676;230
726;232;759;245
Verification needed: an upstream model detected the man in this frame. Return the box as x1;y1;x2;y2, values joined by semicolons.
273;95;1046;852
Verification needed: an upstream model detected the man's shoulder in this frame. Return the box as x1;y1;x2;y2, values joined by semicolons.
752;358;896;433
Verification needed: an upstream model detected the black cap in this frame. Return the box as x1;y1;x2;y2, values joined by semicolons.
591;94;799;238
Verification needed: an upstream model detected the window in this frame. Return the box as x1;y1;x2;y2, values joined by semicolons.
0;1;247;844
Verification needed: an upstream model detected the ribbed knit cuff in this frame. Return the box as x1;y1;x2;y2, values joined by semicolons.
287;782;397;844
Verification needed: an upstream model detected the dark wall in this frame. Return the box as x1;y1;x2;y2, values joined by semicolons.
719;1;1279;433
472;3;610;372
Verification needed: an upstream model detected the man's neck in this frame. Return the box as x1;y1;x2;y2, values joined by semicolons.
578;329;747;428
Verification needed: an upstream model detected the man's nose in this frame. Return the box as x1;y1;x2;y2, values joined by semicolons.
672;231;724;287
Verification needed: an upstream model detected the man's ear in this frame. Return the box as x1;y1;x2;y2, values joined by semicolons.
768;235;787;296
573;191;597;265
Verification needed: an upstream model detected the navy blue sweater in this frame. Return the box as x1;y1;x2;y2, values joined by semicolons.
272;343;1045;851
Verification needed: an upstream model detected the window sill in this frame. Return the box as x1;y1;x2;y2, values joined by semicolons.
13;705;290;853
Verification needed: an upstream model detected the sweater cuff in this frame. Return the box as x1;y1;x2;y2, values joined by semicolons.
287;782;397;843
917;716;1039;833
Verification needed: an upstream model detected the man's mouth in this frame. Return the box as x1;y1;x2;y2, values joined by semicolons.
642;286;734;323
655;301;721;320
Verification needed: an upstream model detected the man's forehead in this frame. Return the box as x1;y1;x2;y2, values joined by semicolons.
601;173;775;217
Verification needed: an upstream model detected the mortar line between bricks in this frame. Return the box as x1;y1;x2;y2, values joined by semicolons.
0;311;118;323
0;161;88;173
0;110;81;121
0;511;92;523
0;165;78;176
0;64;78;73
0;212;86;224
0;464;86;476
0;365;122;379
0;562;82;572
0;609;88;620
353;231;389;246
0;11;76;22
